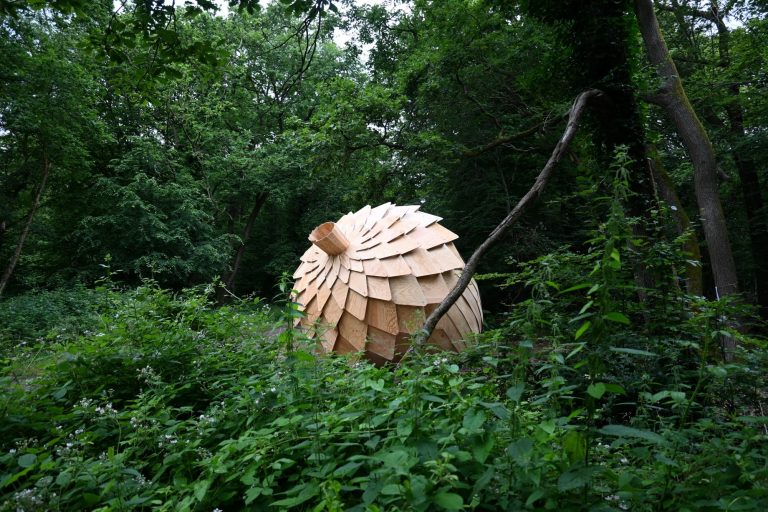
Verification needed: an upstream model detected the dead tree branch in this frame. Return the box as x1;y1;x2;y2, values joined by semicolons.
416;89;603;344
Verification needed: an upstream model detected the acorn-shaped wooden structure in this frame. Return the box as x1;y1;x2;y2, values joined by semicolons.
292;203;482;364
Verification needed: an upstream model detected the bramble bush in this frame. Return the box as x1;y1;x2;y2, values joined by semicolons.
0;286;101;356
1;275;766;511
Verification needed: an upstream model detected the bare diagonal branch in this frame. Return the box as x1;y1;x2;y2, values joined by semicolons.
414;89;603;345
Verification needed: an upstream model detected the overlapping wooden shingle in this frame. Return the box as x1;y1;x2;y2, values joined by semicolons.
292;203;482;363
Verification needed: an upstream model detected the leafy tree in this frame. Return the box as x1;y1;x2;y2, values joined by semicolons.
0;10;111;294
653;0;768;316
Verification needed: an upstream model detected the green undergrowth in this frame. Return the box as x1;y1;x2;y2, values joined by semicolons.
1;279;767;511
0;286;102;355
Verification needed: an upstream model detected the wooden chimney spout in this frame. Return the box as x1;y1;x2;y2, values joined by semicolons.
309;222;349;256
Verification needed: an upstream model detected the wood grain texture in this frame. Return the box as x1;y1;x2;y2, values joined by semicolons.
339;314;367;350
345;289;367;321
366;325;396;360
322;295;344;326
366;299;399;335
367;276;392;301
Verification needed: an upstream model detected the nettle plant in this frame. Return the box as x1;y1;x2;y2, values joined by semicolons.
478;148;768;510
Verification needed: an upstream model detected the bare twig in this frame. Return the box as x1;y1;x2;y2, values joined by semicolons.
461;117;557;157
413;89;603;346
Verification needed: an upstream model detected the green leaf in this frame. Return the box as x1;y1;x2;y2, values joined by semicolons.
462;408;486;433
472;467;494;495
52;382;70;399
599;425;665;444
17;454;37;468
526;489;546;507
270;482;318;508
396;418;414;438
604;383;626;395
566;342;586;360
381;449;416;473
83;493;101;506
270;494;314;508
434;491;464;510
539;419;556;434
245;487;264;504
559;283;593;294
506;383;525;403
472;434;495;463
609;347;656;357
563;430;586;463
333;461;362;477
587;382;606;399
55;470;72;486
558;466;600;491
574;320;591;340
193;479;210;501
650;390;685;403
365;378;385;391
506;438;533;465
380;483;402;495
0;465;35;488
479;401;510;420
603;312;630;324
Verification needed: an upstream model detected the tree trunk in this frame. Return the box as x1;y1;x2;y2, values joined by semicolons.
0;154;50;297
0;220;6;253
419;90;602;342
216;192;268;303
646;144;704;296
635;0;739;300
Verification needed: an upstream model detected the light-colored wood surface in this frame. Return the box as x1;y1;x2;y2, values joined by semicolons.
367;276;392;301
345;289;367;320
389;275;427;306
292;203;483;363
366;299;399;335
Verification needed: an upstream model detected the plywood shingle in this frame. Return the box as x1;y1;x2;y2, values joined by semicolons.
293;203;482;363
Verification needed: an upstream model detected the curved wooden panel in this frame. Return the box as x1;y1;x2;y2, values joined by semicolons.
293;203;482;363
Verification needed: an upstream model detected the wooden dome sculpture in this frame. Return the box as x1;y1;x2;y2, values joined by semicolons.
292;203;482;364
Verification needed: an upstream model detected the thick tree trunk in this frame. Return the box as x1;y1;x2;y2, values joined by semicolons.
646;144;704;296
635;0;739;300
0;155;50;297
216;192;268;303
419;90;602;342
658;0;768;315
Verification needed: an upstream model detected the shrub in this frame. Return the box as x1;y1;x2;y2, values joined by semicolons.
1;279;767;511
0;286;101;355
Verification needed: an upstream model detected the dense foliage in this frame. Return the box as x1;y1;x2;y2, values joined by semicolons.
2;0;768;510
1;0;767;306
1;267;766;510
